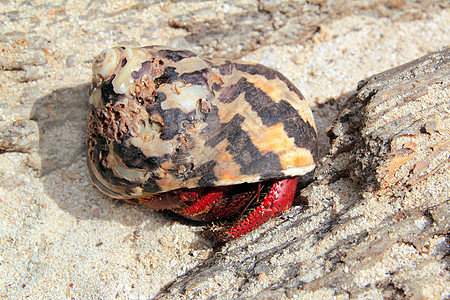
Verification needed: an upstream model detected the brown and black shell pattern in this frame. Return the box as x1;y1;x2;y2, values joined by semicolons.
87;46;318;202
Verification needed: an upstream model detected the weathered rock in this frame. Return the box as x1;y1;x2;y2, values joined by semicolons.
19;67;45;82
0;120;39;153
169;0;447;58
327;47;450;191
157;48;450;299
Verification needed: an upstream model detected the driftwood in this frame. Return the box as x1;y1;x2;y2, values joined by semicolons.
158;48;450;299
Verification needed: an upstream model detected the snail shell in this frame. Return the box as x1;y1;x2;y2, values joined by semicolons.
87;46;318;201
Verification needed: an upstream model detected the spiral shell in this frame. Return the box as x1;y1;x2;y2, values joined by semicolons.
87;46;318;200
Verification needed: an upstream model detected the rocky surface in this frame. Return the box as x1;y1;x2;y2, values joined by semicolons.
0;1;449;299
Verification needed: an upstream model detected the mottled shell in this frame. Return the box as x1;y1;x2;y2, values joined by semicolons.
87;46;317;200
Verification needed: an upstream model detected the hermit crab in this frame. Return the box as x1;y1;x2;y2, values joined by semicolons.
87;46;318;241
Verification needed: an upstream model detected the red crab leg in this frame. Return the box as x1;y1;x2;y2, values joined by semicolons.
173;186;257;222
176;189;225;220
224;177;298;241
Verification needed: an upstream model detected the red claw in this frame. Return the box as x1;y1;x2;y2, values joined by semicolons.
223;177;298;240
168;177;298;242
